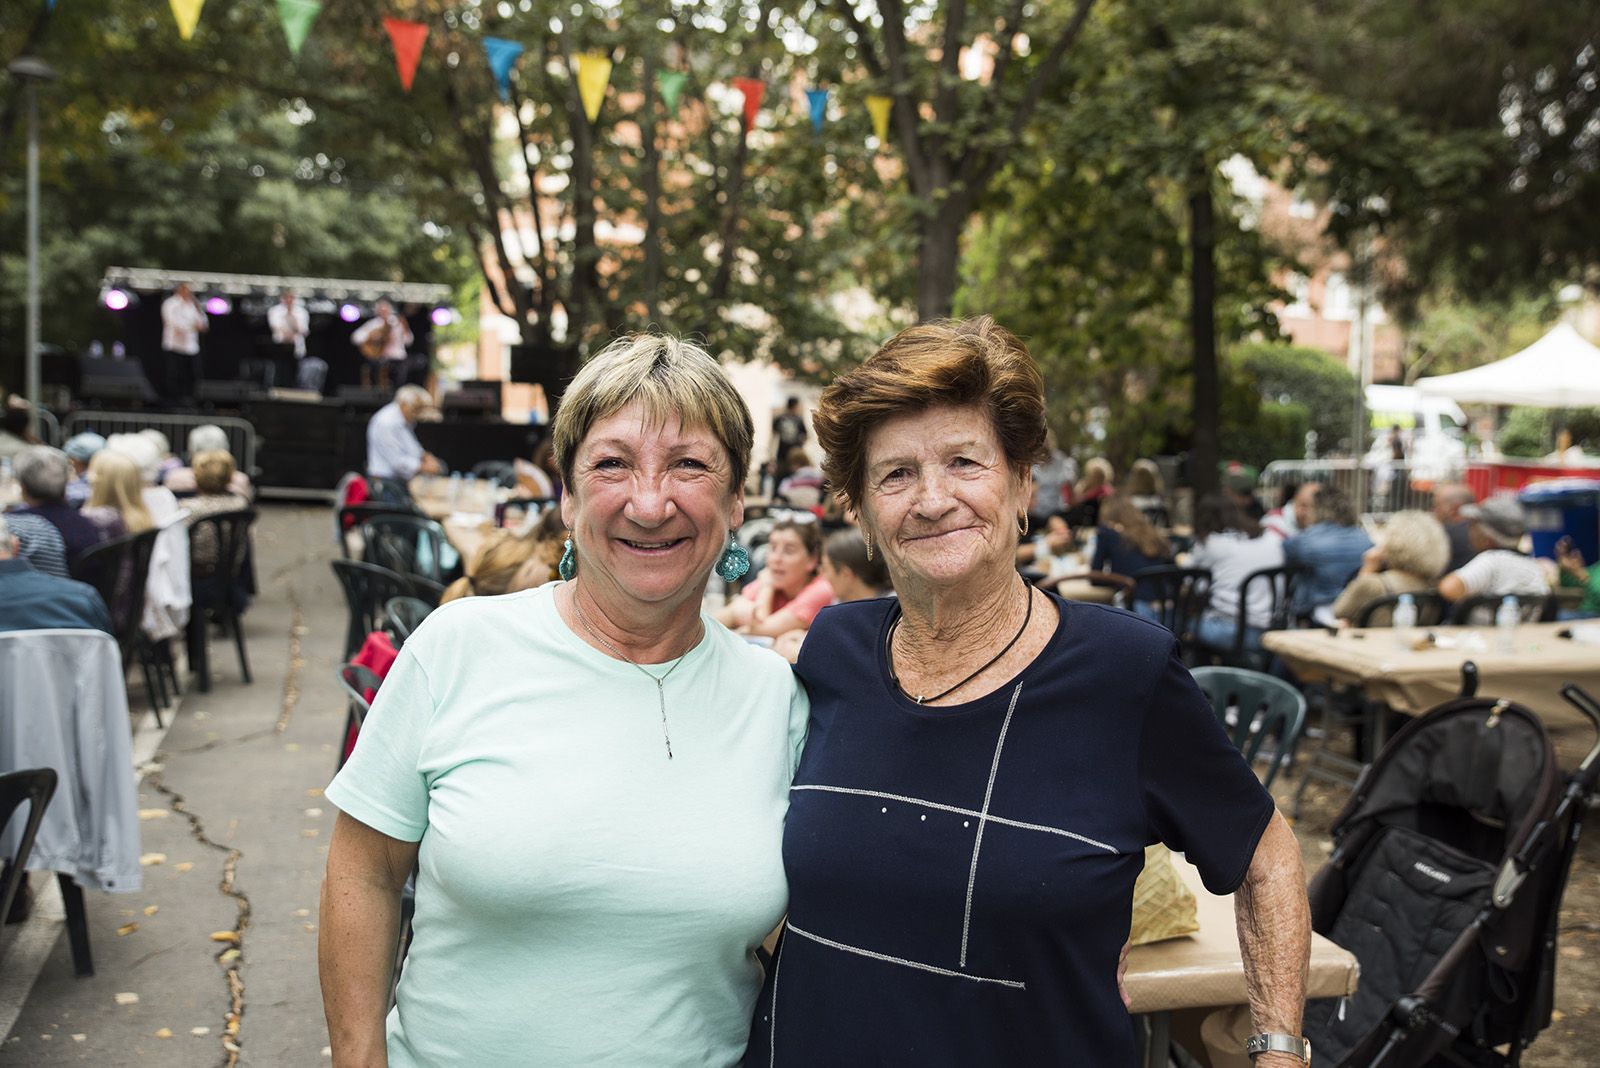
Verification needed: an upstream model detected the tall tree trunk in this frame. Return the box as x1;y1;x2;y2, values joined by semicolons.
916;200;966;320
1188;159;1220;499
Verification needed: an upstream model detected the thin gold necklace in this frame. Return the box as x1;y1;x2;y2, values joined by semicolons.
568;586;693;759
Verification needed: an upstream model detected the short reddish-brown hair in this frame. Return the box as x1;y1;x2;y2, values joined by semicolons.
814;316;1047;511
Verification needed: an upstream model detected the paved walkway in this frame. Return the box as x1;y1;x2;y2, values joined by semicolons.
1;505;346;1066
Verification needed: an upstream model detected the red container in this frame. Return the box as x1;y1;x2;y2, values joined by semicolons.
1465;460;1600;501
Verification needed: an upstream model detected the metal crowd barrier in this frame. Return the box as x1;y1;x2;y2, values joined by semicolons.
1260;458;1466;521
61;411;258;475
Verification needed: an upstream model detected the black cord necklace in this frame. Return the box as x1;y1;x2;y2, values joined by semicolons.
887;584;1035;705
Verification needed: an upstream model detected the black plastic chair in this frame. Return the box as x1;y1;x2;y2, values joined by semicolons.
494;496;558;528
186;508;257;692
1189;667;1308;789
1352;590;1451;629
337;502;420;559
1202;564;1312;671
70;528;165;723
385;596;432;645
471;460;518;489
1448;591;1559;626
1130;565;1213;652
360;514;459;585
408;576;447;608
0;767;57;932
336;662;385;771
331;560;415;659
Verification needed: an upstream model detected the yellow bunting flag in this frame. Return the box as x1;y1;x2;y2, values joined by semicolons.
575;52;612;123
866;94;893;143
170;0;205;40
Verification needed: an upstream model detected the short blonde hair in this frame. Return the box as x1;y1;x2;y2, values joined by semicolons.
192;450;236;495
1380;510;1451;580
551;333;754;493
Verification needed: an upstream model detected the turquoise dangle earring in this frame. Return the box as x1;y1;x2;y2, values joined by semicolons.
715;534;750;582
558;537;577;580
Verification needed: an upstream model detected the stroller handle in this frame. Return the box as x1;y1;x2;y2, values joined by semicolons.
1559;685;1600;781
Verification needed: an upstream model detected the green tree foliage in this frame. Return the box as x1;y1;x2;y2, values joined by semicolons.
0;2;475;389
1229;341;1358;457
1399;289;1564;383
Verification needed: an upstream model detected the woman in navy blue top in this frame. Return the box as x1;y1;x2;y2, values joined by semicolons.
1091;496;1174;610
749;317;1312;1068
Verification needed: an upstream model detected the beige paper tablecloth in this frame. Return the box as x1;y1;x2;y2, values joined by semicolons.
1263;623;1600;729
1125;860;1358;1013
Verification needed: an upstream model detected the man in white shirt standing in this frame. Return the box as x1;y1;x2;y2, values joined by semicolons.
351;300;413;392
366;384;442;506
160;282;208;403
267;290;326;392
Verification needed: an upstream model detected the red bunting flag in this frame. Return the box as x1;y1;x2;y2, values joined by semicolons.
383;17;429;92
732;77;764;132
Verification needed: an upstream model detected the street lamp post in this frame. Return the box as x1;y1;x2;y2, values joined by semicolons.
8;56;56;437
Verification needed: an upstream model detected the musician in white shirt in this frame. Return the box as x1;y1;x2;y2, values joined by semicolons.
351;299;413;390
160;283;208;401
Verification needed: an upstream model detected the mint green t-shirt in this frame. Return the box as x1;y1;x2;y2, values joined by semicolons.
326;583;809;1067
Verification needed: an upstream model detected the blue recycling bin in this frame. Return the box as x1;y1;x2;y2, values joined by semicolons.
1519;478;1600;564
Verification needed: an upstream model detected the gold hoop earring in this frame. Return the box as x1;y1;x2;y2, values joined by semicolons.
1018;514;1029;537
863;529;873;560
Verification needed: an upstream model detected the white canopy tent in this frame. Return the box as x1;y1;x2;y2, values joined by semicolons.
1415;323;1600;407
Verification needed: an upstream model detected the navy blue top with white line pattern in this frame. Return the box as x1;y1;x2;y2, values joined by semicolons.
748;594;1275;1067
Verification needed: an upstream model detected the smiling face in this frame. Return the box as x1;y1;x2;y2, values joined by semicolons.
764;527;820;599
560;399;744;612
859;404;1030;596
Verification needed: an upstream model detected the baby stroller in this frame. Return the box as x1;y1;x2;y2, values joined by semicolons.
1303;676;1600;1067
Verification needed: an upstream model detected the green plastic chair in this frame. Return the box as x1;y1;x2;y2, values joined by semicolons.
1189;666;1308;789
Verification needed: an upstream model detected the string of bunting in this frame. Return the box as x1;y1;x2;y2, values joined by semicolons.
144;2;896;149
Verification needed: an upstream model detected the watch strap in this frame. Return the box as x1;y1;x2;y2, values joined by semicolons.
1245;1032;1311;1061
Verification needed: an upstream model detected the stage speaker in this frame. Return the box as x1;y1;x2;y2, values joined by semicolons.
196;380;258;405
441;389;499;418
336;386;393;407
509;343;579;386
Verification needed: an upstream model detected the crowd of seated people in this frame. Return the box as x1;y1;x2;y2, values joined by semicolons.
1283;485;1373;624
1330;510;1450;625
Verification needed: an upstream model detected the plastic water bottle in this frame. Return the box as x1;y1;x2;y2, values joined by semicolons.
1392;593;1417;647
448;471;462;508
1495;595;1520;653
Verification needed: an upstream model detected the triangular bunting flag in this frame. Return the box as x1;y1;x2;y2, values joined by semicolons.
170;0;205;40
383;18;429;92
484;37;525;101
732;77;765;132
866;94;893;143
806;88;830;133
657;70;688;116
276;0;321;57
575;53;612;123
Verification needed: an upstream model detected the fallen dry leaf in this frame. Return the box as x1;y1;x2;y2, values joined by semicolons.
209;931;240;944
71;1034;86;1042
302;828;319;838
114;992;139;1006
1561;946;1584;959
1553;1010;1567;1022
305;807;324;818
306;788;324;797
191;1027;211;1037
143;905;159;916
137;809;169;821
175;862;194;873
303;923;316;933
293;908;311;917
285;743;301;752
219;948;241;963
139;853;167;867
116;923;139;937
154;1028;172;1039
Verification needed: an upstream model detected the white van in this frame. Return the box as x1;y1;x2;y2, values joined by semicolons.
1364;385;1468;484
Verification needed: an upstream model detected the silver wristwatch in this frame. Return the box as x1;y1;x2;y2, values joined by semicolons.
1245;1032;1311;1062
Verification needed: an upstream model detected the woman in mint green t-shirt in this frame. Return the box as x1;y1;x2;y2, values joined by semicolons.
321;335;808;1067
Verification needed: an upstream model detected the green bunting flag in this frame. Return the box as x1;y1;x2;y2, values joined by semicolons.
276;0;321;57
657;70;688;116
